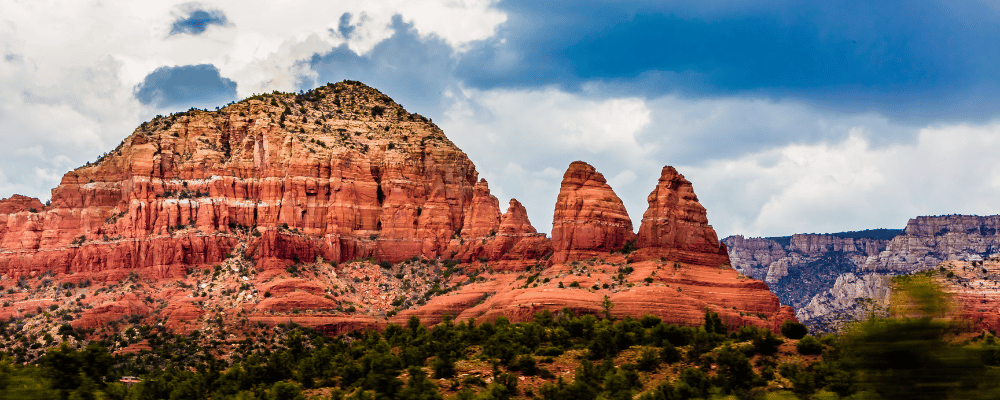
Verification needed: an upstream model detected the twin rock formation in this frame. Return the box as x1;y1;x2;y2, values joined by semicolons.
0;81;790;332
0;82;726;277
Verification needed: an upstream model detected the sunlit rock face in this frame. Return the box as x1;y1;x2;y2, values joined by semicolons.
0;82;797;337
631;166;729;267
550;161;635;264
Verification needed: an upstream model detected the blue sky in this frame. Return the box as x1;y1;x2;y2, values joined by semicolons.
3;0;1000;237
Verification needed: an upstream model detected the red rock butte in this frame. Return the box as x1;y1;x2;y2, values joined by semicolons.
631;166;730;267
550;161;636;264
0;81;795;336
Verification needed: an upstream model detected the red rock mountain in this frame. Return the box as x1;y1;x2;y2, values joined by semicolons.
0;82;794;343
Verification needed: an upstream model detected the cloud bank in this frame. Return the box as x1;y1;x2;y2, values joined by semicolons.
2;0;1000;239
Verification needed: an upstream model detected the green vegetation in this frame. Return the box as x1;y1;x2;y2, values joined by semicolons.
3;274;1000;399
0;309;849;400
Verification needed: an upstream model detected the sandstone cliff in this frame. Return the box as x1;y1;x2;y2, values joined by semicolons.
0;81;795;343
0;81;506;279
550;161;635;264
936;258;1000;332
631;166;729;267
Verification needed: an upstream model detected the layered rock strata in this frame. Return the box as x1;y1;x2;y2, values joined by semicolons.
0;81;534;279
937;258;1000;332
0;82;796;339
550;161;635;264
864;215;1000;273
725;234;897;332
727;217;1000;332
631;166;729;267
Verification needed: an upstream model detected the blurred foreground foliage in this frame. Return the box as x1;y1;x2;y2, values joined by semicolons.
840;275;1000;400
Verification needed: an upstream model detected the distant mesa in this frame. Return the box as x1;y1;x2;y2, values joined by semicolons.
725;214;1000;333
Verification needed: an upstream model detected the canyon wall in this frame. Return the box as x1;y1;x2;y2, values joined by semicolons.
727;217;1000;332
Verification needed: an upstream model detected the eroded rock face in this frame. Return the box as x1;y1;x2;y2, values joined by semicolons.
725;236;788;281
725;217;1000;333
550;161;634;264
938;259;1000;332
73;293;152;330
795;273;892;333
0;82;798;340
0;195;44;215
394;260;796;332
0;81;542;279
461;179;502;239
864;216;1000;273
724;234;896;332
631;166;728;267
445;183;551;269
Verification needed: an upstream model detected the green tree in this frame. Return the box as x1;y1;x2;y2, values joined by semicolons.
360;344;403;398
636;381;679;400
796;335;823;355
40;343;84;399
659;342;681;364
780;320;808;339
603;366;641;400
268;381;305;400
432;353;456;379
602;295;615;320
714;345;759;394
702;310;725;335
0;357;11;392
676;367;709;399
510;354;538;376
588;326;616;360
636;348;660;372
399;366;443;400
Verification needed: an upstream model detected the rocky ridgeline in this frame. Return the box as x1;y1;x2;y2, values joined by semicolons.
0;81;794;345
726;216;1000;332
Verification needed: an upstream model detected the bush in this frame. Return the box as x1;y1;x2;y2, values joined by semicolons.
636;348;660;372
433;355;456;379
536;347;564;357
660;343;682;364
781;320;809;339
796;335;823;355
640;315;662;328
737;326;783;355
510;355;538;376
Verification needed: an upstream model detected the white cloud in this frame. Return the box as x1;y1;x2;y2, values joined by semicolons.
687;124;1000;238
4;0;999;243
0;0;507;200
395;0;507;51
440;85;1000;239
441;86;655;232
